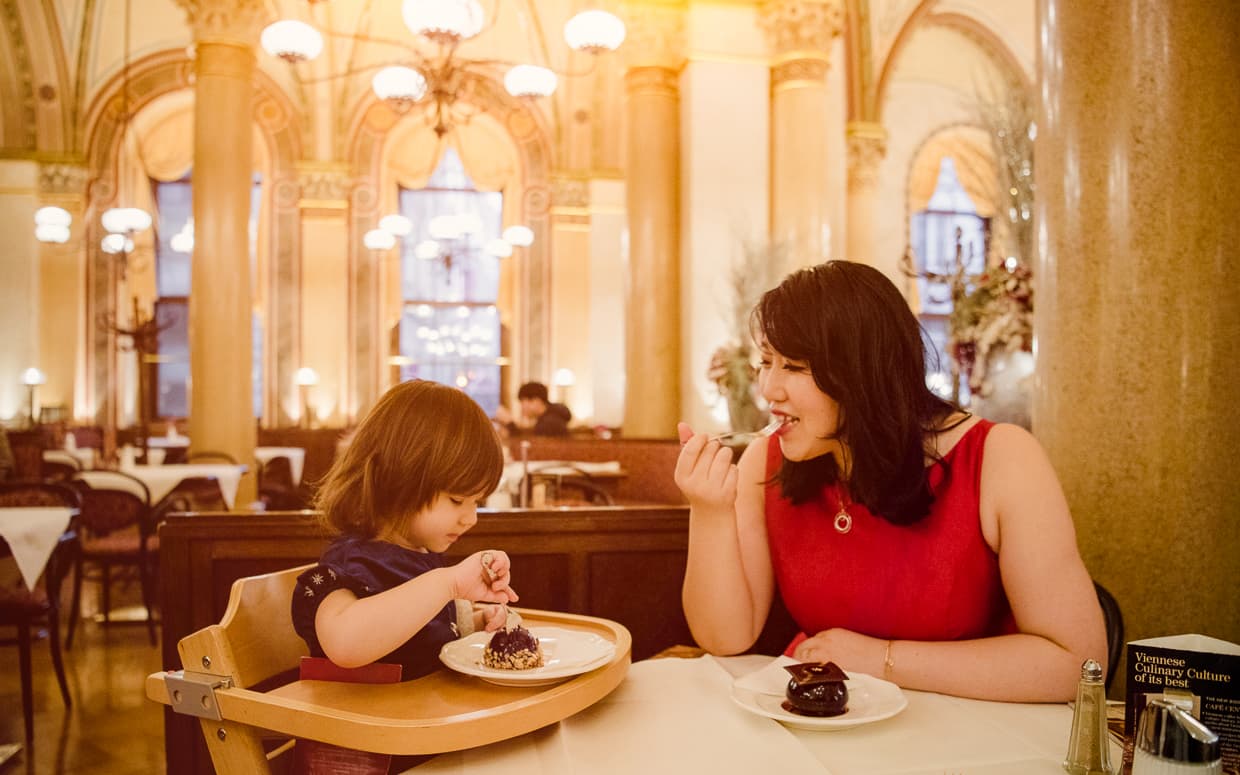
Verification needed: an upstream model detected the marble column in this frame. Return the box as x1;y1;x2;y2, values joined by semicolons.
176;0;267;505
38;162;90;418
1035;0;1240;653
845;122;886;269
761;0;843;273
621;4;685;438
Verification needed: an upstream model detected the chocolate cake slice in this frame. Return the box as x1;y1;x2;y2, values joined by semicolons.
482;625;545;670
781;661;849;717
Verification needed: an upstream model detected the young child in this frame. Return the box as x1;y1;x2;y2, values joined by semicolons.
291;380;518;681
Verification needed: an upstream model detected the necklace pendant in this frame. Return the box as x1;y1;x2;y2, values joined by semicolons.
833;509;852;534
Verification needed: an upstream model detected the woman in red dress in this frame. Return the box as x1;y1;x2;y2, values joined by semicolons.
676;261;1106;702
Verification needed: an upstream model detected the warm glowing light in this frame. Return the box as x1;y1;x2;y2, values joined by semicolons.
101;207;152;234
504;65;557;98
363;228;397;250
379;213;413;236
294;366;320;386
372;66;428;107
36;224;70;243
502;225;534;247
552;368;576;387
564;10;626;53
35;206;71;227
484;238;513;258
21;367;46;386
415;239;442;260
101;233;133;254
260;20;324;63
402;0;485;44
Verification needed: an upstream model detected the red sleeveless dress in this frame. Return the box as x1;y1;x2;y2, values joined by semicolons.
765;419;1016;653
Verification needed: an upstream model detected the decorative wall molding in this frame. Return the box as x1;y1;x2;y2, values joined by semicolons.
771;57;830;87
760;0;845;57
0;0;37;149
624;66;680;98
846;121;888;189
552;177;590;210
38;162;89;195
297;163;352;207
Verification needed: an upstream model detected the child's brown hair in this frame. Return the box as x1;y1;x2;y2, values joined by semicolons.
314;380;504;538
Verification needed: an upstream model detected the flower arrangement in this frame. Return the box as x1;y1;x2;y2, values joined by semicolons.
949;263;1033;395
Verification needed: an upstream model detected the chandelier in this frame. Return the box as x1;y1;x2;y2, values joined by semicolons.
262;0;626;137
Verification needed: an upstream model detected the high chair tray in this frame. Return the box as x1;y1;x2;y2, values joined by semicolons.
146;608;631;755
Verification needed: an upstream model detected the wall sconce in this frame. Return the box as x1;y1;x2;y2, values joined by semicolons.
294;367;320;428
21;367;46;428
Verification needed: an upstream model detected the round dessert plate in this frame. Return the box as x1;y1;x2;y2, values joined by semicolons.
730;671;908;731
440;626;617;687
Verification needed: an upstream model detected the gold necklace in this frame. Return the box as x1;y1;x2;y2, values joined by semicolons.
833;485;853;534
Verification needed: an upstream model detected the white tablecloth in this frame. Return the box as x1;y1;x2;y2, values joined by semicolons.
411;655;1119;775
0;507;75;589
110;464;246;508
255;446;305;486
43;447;96;470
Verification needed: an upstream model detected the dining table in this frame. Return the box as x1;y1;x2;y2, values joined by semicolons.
78;463;247;508
0;506;76;590
408;654;1121;775
42;447;97;470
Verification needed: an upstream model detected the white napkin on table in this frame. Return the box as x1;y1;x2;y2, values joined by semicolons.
733;654;799;696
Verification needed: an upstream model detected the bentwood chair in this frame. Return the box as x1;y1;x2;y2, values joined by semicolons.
0;481;80;743
153;475;228;514
257;456;306;511
187;450;238;464
66;471;157;647
1094;581;1124;693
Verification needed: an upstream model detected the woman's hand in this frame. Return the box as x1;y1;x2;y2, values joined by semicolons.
675;422;739;512
451;550;519;604
792;628;887;677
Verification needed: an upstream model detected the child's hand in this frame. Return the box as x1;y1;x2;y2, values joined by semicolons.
478;603;510;633
452;550;519;604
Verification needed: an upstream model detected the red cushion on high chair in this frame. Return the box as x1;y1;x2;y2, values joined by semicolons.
292;658;402;775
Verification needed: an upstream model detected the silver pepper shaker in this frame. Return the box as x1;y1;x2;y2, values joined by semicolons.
1064;658;1114;775
1132;698;1221;775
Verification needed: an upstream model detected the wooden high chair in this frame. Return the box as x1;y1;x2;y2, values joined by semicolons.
146;565;632;775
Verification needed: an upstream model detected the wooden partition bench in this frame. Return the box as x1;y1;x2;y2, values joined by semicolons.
158;505;694;775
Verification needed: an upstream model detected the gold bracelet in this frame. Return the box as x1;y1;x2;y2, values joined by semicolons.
883;639;895;680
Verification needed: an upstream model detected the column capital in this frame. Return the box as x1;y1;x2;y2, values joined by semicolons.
174;0;268;46
38;162;89;196
760;0;845;60
621;2;687;72
846;122;888;189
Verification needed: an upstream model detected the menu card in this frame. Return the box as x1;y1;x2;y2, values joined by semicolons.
1123;634;1240;773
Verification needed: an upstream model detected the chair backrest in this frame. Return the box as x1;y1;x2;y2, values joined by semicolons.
72;469;152;504
188;450;238;464
0;481;81;509
157;475;228;513
40;460;79;483
259;455;295;492
1094;581;1124;692
70;478;150;538
178;564;313;690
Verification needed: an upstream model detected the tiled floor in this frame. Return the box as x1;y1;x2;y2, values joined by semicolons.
0;616;165;774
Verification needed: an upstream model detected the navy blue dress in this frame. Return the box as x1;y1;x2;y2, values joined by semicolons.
291;535;458;681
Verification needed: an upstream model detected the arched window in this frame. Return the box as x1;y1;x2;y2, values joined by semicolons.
152;174;263;419
910;157;988;403
396;148;503;414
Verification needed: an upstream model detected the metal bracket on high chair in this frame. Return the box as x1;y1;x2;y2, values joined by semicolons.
164;670;233;721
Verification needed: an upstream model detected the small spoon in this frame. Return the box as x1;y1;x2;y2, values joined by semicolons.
709;418;782;443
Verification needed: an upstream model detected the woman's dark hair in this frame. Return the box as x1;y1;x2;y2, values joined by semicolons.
314;380;504;538
753;260;958;524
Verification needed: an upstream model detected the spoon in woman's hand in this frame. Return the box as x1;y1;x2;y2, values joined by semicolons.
709;418;782;443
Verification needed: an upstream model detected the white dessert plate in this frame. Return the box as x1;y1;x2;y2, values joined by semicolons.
439;626;616;687
730;660;908;731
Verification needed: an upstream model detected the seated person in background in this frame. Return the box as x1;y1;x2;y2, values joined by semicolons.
292;380;519;682
676;260;1106;703
495;381;572;437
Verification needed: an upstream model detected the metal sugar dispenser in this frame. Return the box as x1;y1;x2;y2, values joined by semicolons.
1132;698;1222;775
1064;659;1115;775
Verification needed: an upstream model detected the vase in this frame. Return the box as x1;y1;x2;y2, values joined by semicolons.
969;349;1034;429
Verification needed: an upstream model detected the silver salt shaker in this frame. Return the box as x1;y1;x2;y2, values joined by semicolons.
1064;659;1114;775
1132;698;1221;775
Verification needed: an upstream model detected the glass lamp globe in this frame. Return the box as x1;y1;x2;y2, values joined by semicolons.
372;66;428;110
403;0;485;45
35;206;72;228
363;228;397;250
564;10;626;53
101;233;134;254
101;207;152;234
504;65;557;98
415;239;442;260
261;20;324;63
379;213;413;236
36;224;70;244
502;225;534;247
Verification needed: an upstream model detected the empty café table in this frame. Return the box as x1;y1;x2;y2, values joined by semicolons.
0;507;76;590
115;464;246;509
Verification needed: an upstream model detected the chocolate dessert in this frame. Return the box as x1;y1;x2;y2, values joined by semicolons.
781;661;849;717
482;625;544;670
